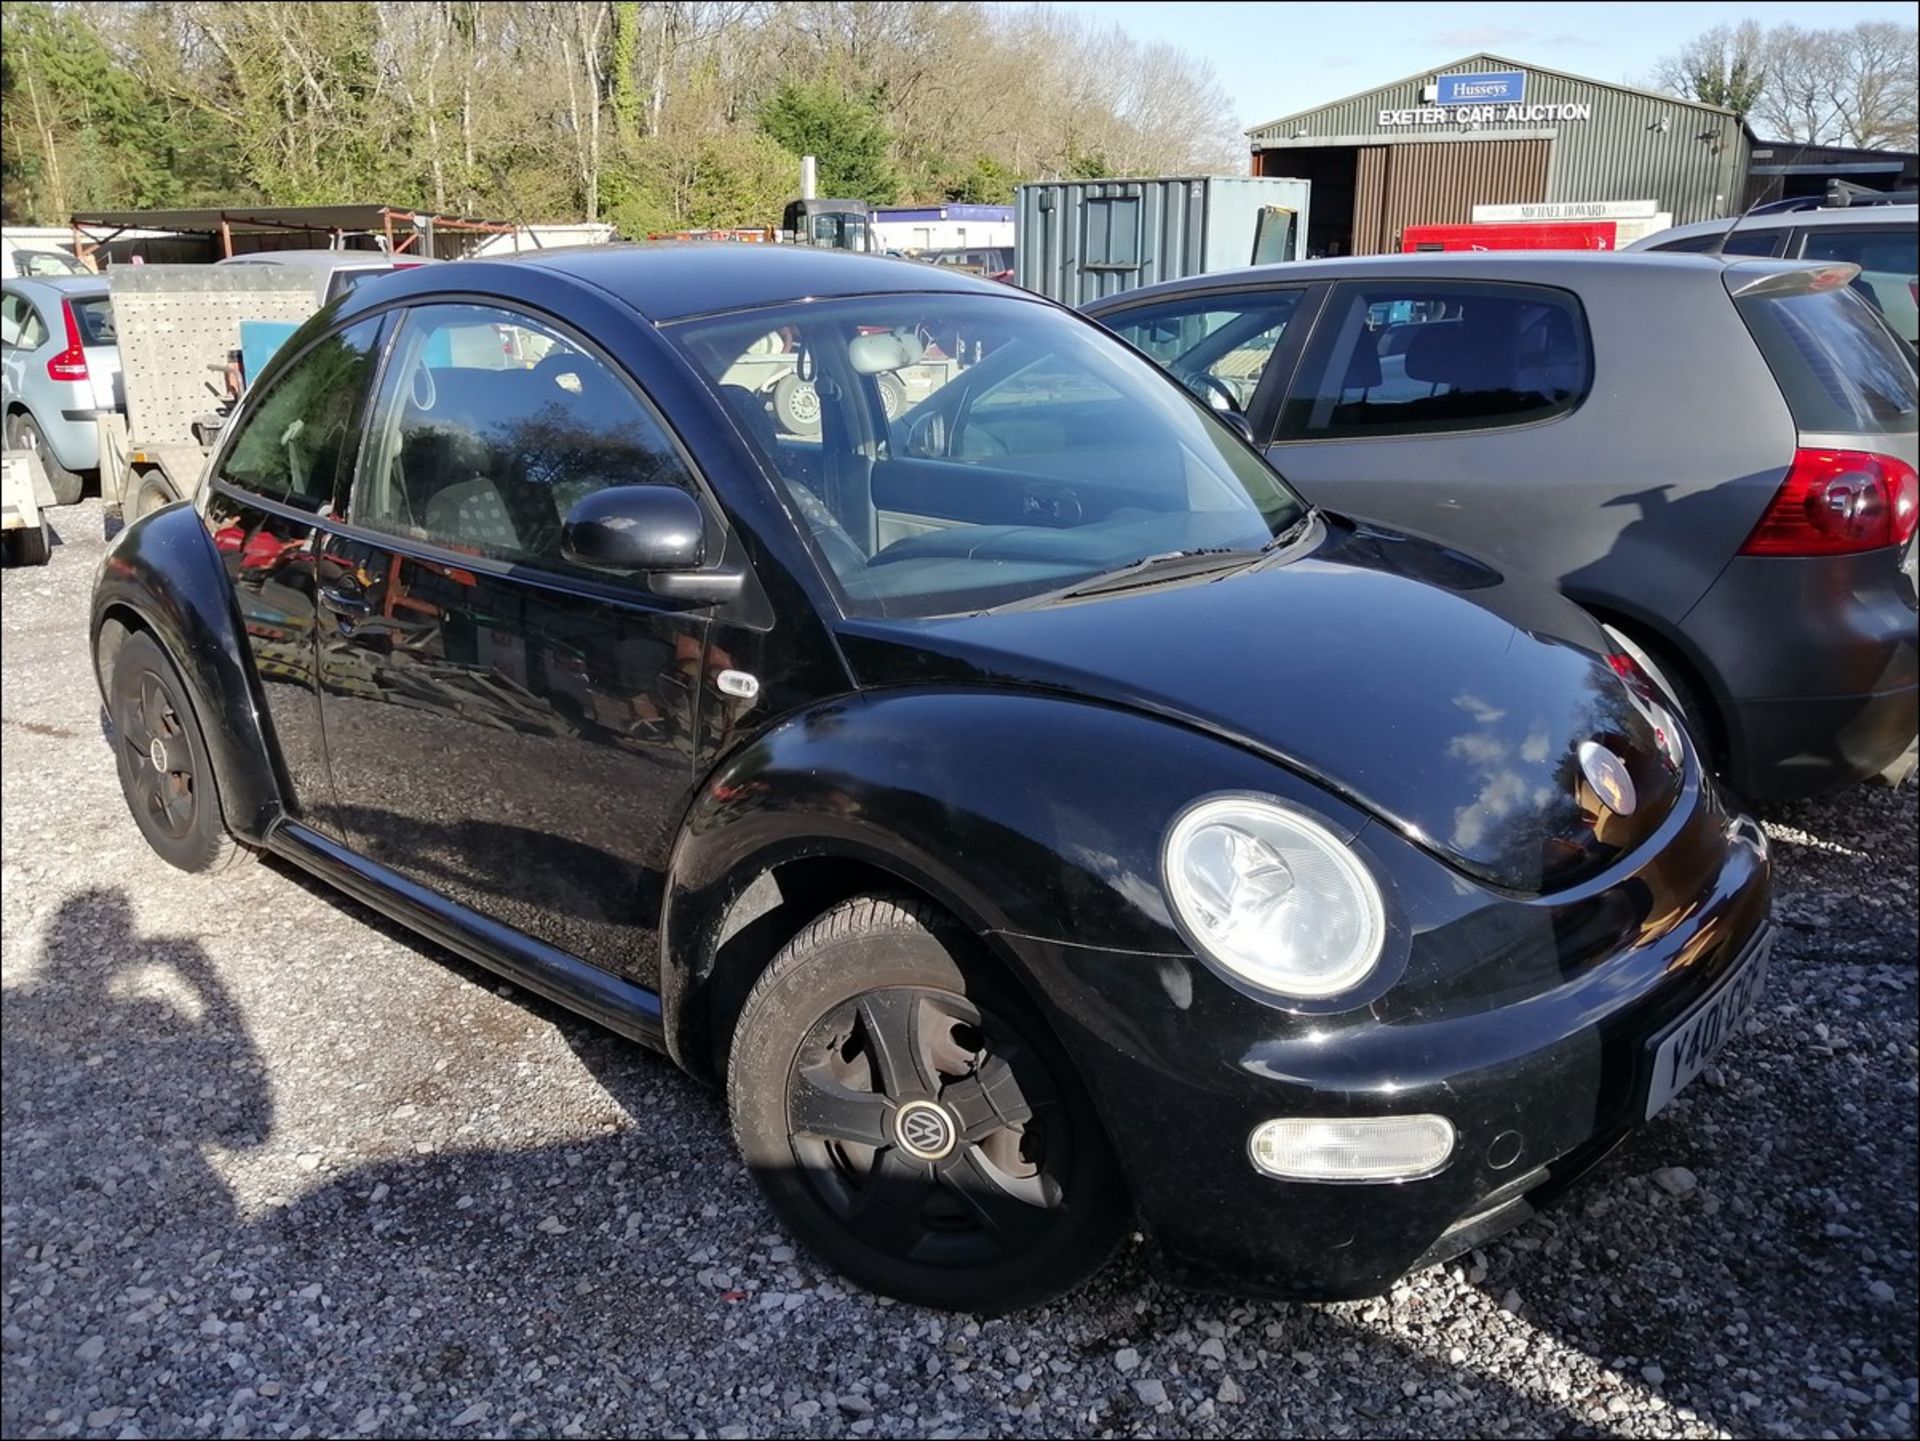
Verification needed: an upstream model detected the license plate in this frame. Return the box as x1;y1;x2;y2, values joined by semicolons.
1644;931;1772;1120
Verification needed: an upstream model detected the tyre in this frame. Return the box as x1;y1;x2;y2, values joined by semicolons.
130;473;180;522
771;373;822;436
7;410;84;506
3;522;52;566
108;632;246;873
728;895;1128;1313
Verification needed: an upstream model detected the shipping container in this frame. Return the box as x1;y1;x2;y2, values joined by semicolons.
1015;176;1311;305
1401;220;1619;252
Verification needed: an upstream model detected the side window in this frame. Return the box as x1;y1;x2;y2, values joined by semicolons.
1800;226;1919;346
1654;228;1784;256
216;317;382;513
1106;292;1301;415
2;294;49;350
1279;282;1591;440
1084;197;1141;268
353;303;698;571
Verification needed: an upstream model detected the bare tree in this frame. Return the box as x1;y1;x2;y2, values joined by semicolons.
1656;19;1918;149
1649;20;1768;118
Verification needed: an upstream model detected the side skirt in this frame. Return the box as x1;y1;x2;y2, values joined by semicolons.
267;821;667;1052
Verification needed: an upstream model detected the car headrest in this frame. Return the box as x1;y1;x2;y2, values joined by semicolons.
1404;318;1512;392
718;383;779;453
1343;335;1383;389
847;328;925;375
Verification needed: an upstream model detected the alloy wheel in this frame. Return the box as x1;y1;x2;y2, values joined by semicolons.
786;986;1069;1266
117;668;198;840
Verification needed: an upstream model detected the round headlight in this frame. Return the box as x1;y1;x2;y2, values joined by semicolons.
1163;796;1385;1000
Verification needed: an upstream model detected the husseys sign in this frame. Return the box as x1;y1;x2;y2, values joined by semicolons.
1380;70;1593;127
1380;102;1594;127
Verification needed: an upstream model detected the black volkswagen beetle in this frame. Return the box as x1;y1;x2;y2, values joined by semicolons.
90;246;1772;1313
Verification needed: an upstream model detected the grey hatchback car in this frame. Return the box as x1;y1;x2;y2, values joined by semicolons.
1084;252;1918;800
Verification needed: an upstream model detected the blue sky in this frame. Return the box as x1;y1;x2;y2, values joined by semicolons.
1053;1;1919;131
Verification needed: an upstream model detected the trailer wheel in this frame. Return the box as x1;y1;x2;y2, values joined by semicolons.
130;472;181;522
4;522;52;566
6;411;83;506
773;374;823;437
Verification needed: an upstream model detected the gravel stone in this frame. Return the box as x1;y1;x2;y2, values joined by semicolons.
1651;1166;1699;1198
3;499;1915;1439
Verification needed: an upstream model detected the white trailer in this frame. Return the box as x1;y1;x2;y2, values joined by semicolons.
2;445;55;565
100;265;316;519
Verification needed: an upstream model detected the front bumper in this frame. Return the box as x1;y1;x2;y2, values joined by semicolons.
1010;780;1772;1300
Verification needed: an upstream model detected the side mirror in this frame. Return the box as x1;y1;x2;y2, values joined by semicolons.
561;484;743;603
906;411;948;458
563;484;705;571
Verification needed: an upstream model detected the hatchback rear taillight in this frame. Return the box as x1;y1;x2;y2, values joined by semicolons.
45;299;89;382
1739;448;1919;557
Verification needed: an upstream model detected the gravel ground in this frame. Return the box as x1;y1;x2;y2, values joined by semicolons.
4;499;1916;1440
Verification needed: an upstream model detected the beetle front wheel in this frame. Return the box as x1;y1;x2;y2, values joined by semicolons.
728;895;1128;1313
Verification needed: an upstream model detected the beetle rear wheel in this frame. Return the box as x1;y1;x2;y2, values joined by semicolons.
108;632;245;873
728;895;1128;1312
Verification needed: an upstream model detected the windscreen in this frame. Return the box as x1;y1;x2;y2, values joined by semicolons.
670;293;1305;618
1737;284;1918;437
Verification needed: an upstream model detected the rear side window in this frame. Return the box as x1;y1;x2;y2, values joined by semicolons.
325;267;393;304
1;293;48;350
217;318;383;513
1736;285;1918;436
1279;281;1591;440
68;296;115;346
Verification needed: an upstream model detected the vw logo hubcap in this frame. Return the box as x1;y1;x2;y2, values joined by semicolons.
894;1099;957;1161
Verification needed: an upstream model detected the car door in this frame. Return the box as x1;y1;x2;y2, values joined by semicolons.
1265;277;1598;580
1094;283;1320;440
200;314;389;843
313;300;714;988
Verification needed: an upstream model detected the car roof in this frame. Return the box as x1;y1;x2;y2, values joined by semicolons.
1627;204;1918;249
1079;248;1808;309
498;242;1008;321
3;274;109;298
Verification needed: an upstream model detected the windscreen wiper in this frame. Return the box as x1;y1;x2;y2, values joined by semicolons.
987;547;1261;612
1260;509;1318;554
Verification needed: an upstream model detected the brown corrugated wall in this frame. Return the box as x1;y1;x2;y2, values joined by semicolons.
1350;139;1551;253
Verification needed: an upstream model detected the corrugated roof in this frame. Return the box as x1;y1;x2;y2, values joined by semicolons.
70;204;515;235
1247;53;1744;138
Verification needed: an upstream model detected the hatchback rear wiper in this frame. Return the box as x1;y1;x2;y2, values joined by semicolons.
988;547;1261;612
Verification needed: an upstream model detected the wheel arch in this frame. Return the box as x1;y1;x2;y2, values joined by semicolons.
661;835;1050;1084
1570;594;1733;765
91;504;289;841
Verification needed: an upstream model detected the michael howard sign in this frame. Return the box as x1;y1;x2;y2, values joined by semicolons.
1436;72;1526;106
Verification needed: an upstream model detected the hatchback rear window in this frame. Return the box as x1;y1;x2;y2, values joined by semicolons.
1736;285;1917;436
69;296;116;346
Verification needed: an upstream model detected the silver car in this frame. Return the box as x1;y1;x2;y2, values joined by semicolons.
1629;204;1918;349
1;276;124;504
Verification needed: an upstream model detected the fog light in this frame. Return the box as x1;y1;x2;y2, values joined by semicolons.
1249;1115;1455;1181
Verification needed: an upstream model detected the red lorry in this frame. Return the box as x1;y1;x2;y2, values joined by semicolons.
1401;221;1619;253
